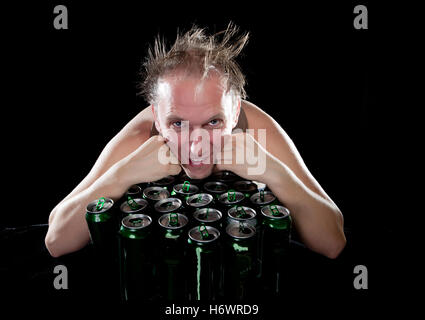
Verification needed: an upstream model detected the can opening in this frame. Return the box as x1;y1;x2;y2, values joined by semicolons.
129;217;144;227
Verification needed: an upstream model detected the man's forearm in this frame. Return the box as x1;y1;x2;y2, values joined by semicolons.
45;164;129;257
265;163;346;259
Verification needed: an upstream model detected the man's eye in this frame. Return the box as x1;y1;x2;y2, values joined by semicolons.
208;119;221;126
172;121;182;128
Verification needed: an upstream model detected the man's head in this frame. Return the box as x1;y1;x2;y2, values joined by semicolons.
140;23;249;179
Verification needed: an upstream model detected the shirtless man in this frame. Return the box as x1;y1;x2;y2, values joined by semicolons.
45;23;346;259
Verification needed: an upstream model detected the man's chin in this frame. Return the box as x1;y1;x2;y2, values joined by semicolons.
182;163;215;180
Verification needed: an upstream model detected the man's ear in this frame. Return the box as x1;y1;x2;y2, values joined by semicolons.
151;104;162;134
232;98;241;129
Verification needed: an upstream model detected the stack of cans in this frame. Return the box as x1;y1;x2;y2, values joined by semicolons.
85;171;292;302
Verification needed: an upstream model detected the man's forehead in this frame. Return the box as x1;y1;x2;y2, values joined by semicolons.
157;72;228;107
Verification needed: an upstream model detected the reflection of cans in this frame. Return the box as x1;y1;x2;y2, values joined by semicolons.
158;213;189;300
119;198;149;219
210;170;240;184
125;184;143;198
250;190;278;209
203;181;229;199
260;205;292;297
151;175;177;191
172;182;199;203
118;214;155;302
154;198;183;215
187;226;222;301
218;191;246;211
192;207;223;230
186;193;214;214
233;180;259;198
223;224;257;300
227;206;258;229
85;197;117;254
143;186;170;206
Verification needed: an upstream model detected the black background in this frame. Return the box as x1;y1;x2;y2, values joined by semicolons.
0;0;415;310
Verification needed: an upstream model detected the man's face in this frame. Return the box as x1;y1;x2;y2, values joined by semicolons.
153;71;239;179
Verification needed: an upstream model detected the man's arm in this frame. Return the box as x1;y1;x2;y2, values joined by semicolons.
45;107;181;257
226;101;346;258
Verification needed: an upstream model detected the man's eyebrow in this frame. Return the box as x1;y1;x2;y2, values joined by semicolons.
165;115;184;123
205;113;226;123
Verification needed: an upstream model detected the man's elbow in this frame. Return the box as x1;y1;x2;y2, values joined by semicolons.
45;230;64;258
324;235;347;259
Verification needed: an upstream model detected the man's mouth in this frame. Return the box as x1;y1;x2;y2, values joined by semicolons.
188;155;210;167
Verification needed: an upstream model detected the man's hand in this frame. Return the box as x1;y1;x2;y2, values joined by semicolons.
214;132;283;186
116;135;182;185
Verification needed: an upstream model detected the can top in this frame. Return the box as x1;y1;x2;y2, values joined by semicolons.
125;184;142;195
219;191;245;205
152;175;176;186
86;197;114;214
154;197;182;213
193;208;222;223
158;213;188;230
121;214;152;230
228;206;257;221
173;183;199;195
186;193;214;208
211;170;239;183
261;205;290;219
233;180;258;193
188;225;220;243
203;181;228;194
120;198;148;214
250;191;276;205
226;223;256;239
143;186;170;201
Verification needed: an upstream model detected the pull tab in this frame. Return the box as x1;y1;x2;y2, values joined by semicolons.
183;181;191;192
205;208;209;219
227;189;236;202
127;196;140;210
270;205;280;216
236;205;247;218
95;197;106;211
199;225;209;239
169;213;179;226
260;190;265;202
130;218;144;227
197;194;203;203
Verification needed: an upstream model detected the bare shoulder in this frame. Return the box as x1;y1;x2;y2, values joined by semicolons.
242;100;333;202
242;100;276;129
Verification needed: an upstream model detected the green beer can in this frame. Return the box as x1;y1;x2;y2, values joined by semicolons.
203;181;229;200
143;186;170;207
218;190;246;213
192;207;224;231
172;181;199;204
186;193;214;215
223;223;257;300
250;190;278;211
187;225;222;301
260;204;292;297
233;180;259;199
119;196;149;220
118;214;156;302
157;213;189;301
85;197;117;255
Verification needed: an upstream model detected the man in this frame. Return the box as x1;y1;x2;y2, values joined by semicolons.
45;23;346;259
